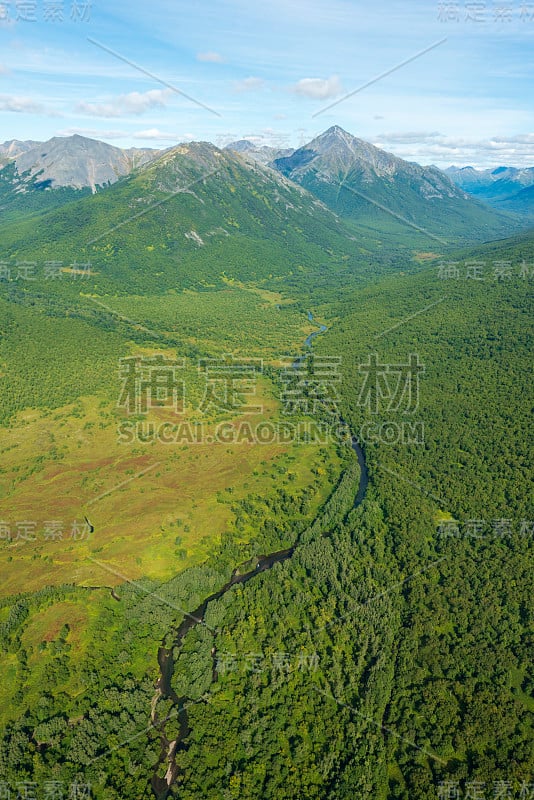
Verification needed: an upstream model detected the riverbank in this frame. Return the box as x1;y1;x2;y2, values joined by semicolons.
149;313;368;798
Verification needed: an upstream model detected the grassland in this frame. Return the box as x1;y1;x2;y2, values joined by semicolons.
0;279;343;595
0;387;342;596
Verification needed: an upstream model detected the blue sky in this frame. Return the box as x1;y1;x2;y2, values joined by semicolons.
1;0;533;166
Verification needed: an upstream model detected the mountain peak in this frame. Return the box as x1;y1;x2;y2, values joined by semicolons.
323;125;351;137
224;139;294;165
7;134;159;192
271;126;500;237
225;139;256;152
274;125;401;180
0;138;41;158
313;125;363;148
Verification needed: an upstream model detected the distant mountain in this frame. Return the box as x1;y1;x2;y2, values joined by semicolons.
0;135;162;222
444;166;495;189
0;139;41;160
497;183;534;215
272;126;516;243
224;139;293;166
8;134;160;191
446;165;534;215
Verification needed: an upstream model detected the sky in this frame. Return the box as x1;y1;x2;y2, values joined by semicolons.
0;0;533;167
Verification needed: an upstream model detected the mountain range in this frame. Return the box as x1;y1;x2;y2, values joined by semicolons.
0;126;528;246
446;164;534;215
0;134;158;191
0;134;161;221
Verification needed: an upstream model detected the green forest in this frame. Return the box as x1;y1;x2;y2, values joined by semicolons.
146;240;533;799
0;138;532;799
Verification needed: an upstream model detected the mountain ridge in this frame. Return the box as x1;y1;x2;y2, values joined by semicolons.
0;127;527;242
270;126;515;242
446;163;534;215
10;134;160;192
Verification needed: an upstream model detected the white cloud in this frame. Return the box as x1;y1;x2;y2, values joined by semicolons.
76;89;173;118
132;128;190;141
292;75;342;100
0;94;59;115
0;64;9;75
370;131;534;168
197;51;225;63
374;131;442;145
493;134;534;145
233;76;264;92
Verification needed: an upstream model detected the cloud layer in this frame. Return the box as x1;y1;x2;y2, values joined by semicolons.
76;89;173;118
292;75;343;99
0;94;58;115
372;131;534;166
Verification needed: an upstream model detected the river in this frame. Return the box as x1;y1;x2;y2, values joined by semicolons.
150;312;368;798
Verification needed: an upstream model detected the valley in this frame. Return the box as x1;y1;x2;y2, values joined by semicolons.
0;122;532;799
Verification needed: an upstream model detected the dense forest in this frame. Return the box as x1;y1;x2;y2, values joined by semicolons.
0;119;534;800
0;148;532;798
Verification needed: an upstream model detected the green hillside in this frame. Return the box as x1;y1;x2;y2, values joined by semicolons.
0;208;531;798
273;128;519;246
0;161;92;222
0;143;362;296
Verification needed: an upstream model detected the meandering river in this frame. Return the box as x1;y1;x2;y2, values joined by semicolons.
150;313;368;798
